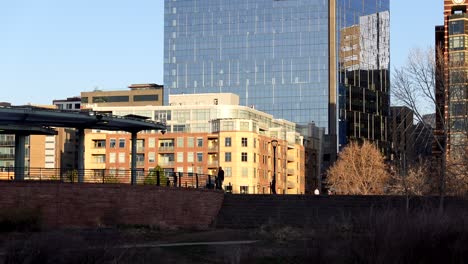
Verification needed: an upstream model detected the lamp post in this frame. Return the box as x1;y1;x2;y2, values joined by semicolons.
271;139;278;194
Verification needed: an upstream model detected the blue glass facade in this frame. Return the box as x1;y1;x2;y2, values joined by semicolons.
164;0;390;151
336;0;390;151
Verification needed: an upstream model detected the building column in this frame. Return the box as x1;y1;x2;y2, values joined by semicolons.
14;134;26;181
77;128;85;183
131;131;137;185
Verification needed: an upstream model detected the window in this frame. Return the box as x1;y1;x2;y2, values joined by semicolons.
193;109;210;120
93;140;106;148
110;139;116;148
148;152;155;163
187;166;194;175
118;153;126;163
177;137;184;147
197;152;203;162
136;139;145;150
155;110;171;121
254;153;256;163
450;20;465;35
177;152;184;162
241;137;248;147
187;137;194;147
173;110;190;122
136;154;145;163
187;152;194;162
449;36;466;50
242;167;248;178
254;138;257;148
225;152;232;162
119;139;125;148
134;95;159;102
93;96;129;103
225;167;232;177
450;52;465;64
173;125;186;132
159;140;174;149
241;152;248;162
225;137;232;147
222;121;234;131
109;153;116;163
93;154;105;163
197;138;203;147
240;186;249;194
240;121;249;131
148;138;155;148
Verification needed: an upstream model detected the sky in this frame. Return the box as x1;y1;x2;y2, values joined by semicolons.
0;0;443;105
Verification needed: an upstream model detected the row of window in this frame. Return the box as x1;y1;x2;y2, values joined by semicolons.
93;137;261;149
81;95;159;104
225;137;257;147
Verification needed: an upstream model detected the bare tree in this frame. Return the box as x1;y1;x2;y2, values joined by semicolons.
392;47;468;208
326;141;390;195
389;158;432;196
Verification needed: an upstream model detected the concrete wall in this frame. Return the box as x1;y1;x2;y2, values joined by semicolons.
0;182;224;229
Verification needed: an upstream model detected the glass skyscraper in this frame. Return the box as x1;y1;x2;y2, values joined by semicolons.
164;0;390;155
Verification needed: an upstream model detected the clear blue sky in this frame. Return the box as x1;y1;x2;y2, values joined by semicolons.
0;0;443;105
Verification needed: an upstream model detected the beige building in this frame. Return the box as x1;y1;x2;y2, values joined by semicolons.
84;93;305;194
81;83;163;108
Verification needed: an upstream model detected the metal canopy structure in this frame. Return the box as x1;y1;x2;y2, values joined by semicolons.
0;125;57;135
0;106;164;132
0;106;166;184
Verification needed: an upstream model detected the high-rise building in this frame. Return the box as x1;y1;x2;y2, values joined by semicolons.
164;0;390;160
435;0;468;156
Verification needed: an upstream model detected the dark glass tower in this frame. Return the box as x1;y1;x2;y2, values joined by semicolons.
164;0;390;156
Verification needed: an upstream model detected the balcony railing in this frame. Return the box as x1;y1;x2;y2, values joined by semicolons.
158;146;174;152
0;166;218;189
207;145;219;152
159;161;175;167
207;160;219;167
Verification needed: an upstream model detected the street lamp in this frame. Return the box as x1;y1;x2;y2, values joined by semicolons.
271;139;278;194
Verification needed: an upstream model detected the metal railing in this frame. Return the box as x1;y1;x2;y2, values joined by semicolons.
0;166;218;189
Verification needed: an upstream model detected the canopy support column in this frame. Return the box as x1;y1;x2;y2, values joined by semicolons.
77;128;85;183
14;134;26;181
131;131;138;185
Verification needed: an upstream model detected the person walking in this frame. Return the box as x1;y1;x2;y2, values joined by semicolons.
217;167;225;190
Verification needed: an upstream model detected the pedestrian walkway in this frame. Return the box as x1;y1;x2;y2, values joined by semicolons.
117;240;259;249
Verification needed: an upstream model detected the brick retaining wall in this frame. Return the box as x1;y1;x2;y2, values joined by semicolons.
216;194;468;228
0;182;224;229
